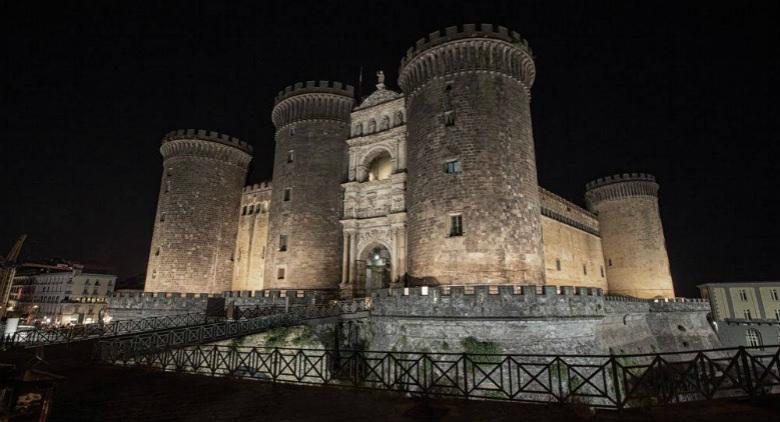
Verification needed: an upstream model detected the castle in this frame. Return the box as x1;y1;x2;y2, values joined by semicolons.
143;24;676;301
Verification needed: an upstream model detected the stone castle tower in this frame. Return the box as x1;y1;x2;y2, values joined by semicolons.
585;173;675;298
264;82;354;289
398;24;545;284
145;129;252;294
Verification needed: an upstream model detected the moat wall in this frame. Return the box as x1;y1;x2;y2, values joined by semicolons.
186;285;721;355
360;286;719;355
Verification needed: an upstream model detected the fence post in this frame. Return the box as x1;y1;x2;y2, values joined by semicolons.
610;353;623;409
462;353;469;399
738;346;754;397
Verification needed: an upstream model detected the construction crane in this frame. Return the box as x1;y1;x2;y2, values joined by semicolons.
0;234;27;318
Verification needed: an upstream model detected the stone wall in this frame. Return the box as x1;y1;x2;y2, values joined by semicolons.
107;291;216;320
233;182;272;291
145;129;252;294
400;24;544;285
362;286;718;355
541;216;607;290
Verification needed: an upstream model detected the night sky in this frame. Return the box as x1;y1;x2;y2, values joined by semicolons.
2;1;778;297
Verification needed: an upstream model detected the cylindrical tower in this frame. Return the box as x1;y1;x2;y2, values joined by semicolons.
585;173;675;298
145;129;252;294
398;24;544;285
264;81;354;289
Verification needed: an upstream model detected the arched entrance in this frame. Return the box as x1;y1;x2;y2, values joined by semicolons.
356;244;391;296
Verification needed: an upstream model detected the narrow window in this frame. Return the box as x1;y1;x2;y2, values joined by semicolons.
283;188;291;202
771;289;779;301
279;235;288;252
165;181;171;193
739;289;748;301
775;309;780;321
444;110;455;126
160;213;165;222
583;264;587;276
289;127;296;136
743;309;752;320
445;160;461;174
261;246;266;259
155;247;160;256
600;266;605;278
555;259;561;271
608;258;613;267
242;206;247;215
449;214;463;237
287;150;294;163
277;267;286;279
166;168;173;177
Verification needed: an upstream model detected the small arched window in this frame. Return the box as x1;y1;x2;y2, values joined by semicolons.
380;115;390;130
367;119;376;133
367;152;392;181
353;123;362;136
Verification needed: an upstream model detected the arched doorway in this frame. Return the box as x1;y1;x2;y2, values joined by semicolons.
356;244;391;296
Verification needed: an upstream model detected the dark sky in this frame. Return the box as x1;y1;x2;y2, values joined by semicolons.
2;1;778;297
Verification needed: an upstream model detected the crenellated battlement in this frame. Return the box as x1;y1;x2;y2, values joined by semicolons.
242;181;272;193
161;129;253;154
398;23;535;94
271;81;355;129
274;80;354;105
368;284;709;319
585;173;656;191
112;291;221;299
585;173;659;206
399;23;531;68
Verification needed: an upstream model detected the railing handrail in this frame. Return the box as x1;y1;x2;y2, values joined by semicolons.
98;342;780;410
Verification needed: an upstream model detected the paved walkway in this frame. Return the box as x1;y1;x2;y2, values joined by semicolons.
3;345;778;422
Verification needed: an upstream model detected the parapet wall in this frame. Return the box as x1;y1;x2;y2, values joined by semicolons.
242;181;272;194
274;80;354;105
399;23;531;68
222;289;339;307
585;173;659;207
107;292;219;320
398;24;535;95
539;187;600;235
369;285;709;319
161;129;253;154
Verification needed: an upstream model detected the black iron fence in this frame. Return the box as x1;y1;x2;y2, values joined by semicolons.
98;301;371;358
98;344;779;409
2;312;208;347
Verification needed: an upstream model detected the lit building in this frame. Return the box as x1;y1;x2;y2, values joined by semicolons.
10;269;116;325
698;282;780;347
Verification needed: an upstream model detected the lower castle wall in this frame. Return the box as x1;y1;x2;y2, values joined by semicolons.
362;286;719;355
109;285;721;356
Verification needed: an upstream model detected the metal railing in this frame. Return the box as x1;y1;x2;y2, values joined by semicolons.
2;312;208;347
98;344;780;409
97;300;371;358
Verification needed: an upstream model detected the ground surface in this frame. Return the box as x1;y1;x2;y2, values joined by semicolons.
2;343;778;422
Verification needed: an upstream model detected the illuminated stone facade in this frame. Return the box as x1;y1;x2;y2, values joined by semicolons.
143;24;677;300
